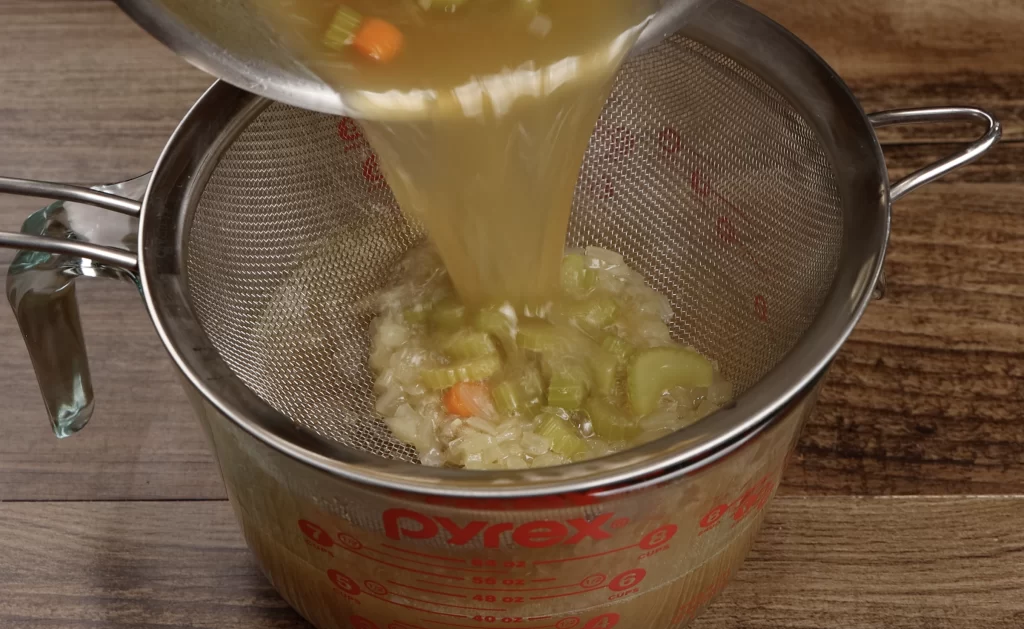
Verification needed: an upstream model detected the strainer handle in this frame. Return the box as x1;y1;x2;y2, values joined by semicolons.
869;107;1002;202
0;175;147;438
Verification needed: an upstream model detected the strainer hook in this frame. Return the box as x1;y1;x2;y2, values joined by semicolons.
869;107;1002;203
868;107;1001;299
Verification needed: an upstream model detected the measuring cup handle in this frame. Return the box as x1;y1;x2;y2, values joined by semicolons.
869;107;1002;203
0;175;147;437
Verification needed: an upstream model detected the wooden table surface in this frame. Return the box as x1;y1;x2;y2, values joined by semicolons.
0;1;1021;627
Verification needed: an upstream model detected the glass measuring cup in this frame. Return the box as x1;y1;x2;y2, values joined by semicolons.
196;384;812;629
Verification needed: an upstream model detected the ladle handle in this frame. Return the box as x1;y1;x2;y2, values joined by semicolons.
0;175;147;437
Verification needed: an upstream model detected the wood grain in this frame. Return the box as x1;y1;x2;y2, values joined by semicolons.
746;0;1024;143
1;497;1021;628
786;145;1024;496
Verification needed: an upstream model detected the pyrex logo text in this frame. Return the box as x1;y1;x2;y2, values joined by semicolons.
383;509;627;549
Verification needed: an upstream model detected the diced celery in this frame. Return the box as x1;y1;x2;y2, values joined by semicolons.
586;398;640;441
590;348;620;397
601;335;633;364
475;306;517;355
403;303;431;325
430;298;466;331
457;355;502;382
421;366;458;391
628;347;715;416
547;364;590;410
517;320;574;354
324;5;363;50
443;330;498;360
492;381;526;417
422;356;502;390
561;254;596;297
536;414;586;457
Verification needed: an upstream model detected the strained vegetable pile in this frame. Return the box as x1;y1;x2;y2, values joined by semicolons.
370;246;732;469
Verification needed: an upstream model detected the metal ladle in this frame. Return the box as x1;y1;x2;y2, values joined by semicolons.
115;0;716;116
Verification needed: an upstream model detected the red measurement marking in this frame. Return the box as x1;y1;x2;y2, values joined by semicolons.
363;154;385;183
732;476;775;522
338;117;363;142
383;510;624;549
423;622;562;629
595;122;638;160
580;574;606;589
638;524;678;550
688;168;770;276
533;544;637;565
364;581;389;596
350;615;380;629
366;548;504;573
698;505;730;534
366;593;466;619
327;570;360;596
584;172;615;199
699;473;777;535
337;533;363;550
416;580;577;593
422;622;508;629
298;520;334;547
754;295;768;322
583;613;620;629
555;619;580;629
338;546;464;581
690;169;712;198
381;544;467;564
387;581;468;599
608;569;646;592
716;215;737;245
659;126;683;155
692;169;749;219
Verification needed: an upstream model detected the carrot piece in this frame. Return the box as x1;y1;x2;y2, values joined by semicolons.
353;17;404;63
444;382;492;418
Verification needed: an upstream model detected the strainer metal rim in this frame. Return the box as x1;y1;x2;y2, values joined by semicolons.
137;0;889;498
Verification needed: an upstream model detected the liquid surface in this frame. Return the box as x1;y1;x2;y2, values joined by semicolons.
370;245;731;469
253;0;658;308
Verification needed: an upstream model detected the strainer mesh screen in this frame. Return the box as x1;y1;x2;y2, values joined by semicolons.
186;37;843;463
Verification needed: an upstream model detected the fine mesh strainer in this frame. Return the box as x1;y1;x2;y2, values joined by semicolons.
0;1;999;492
0;3;1002;626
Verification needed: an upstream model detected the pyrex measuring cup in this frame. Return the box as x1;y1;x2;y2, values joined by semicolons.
0;1;1000;627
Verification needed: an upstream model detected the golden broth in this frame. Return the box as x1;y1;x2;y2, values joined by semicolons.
252;0;658;308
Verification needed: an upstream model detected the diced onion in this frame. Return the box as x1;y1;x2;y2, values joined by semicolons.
369;246;732;470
